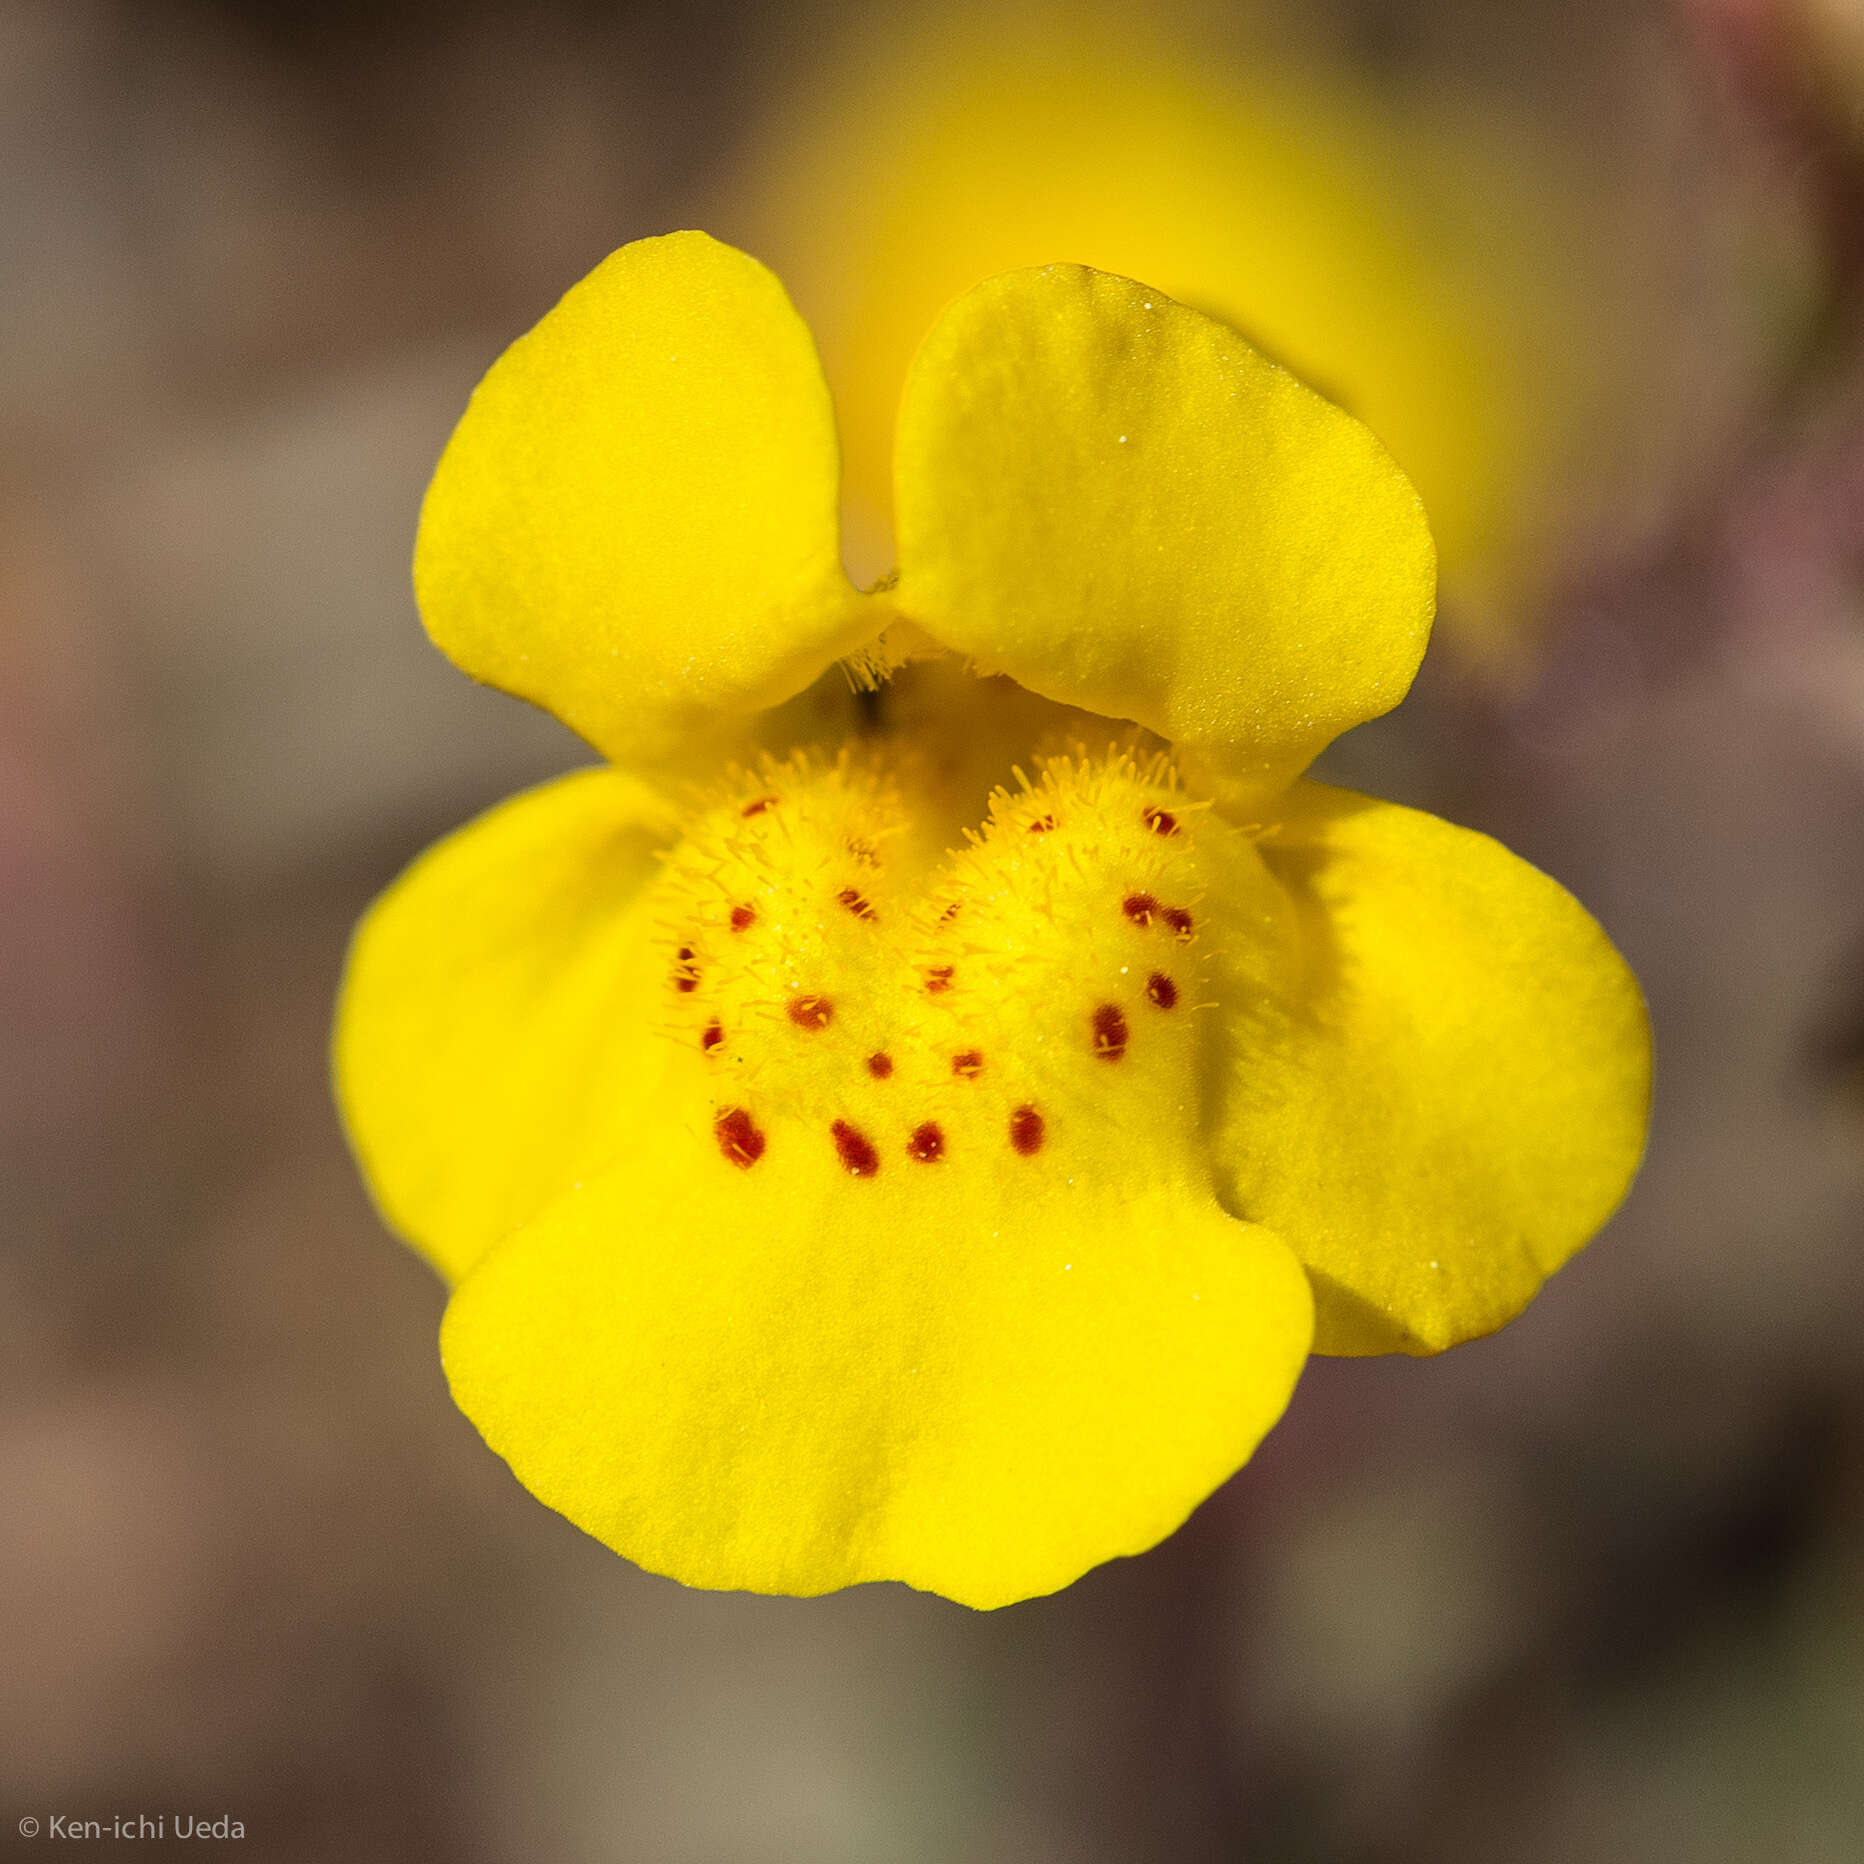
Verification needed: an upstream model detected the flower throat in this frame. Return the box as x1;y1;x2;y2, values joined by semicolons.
649;744;1234;1184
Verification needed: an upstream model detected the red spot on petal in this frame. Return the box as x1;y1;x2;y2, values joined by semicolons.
1122;892;1159;927
730;904;756;932
788;994;833;1031
715;1107;765;1168
925;965;955;994
951;1049;985;1079
907;1121;945;1162
1027;814;1057;833
1143;806;1180;836
837;886;876;921
1146;972;1178;1010
866;1052;894;1079
939;901;962;923
1009;1105;1045;1155
673;945;699;993
831;1120;880;1177
701;1018;724;1051
1163;907;1194;941
742;795;778;817
1091;1003;1129;1060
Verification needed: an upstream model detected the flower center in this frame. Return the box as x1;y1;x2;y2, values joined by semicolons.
650;744;1257;1185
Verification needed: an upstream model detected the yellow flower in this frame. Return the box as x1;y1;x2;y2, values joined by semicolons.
334;232;1650;1610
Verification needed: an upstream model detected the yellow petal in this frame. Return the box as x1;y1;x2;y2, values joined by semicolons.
891;266;1435;801
333;768;698;1284
414;232;874;770
1214;782;1650;1355
441;1118;1312;1609
719;2;1539;645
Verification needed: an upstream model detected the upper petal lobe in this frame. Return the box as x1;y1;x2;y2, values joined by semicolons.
891;266;1436;802
415;231;874;772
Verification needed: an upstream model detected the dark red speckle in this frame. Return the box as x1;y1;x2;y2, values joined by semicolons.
1091;1003;1130;1060
1143;806;1180;836
925;966;955;994
951;1049;985;1079
701;1018;724;1051
907;1121;945;1162
837;887;876;921
714;1107;765;1168
1145;972;1178;1010
1162;907;1194;941
1122;892;1159;927
1009;1105;1046;1155
673;945;699;993
742;795;778;817
1027;814;1057;833
730;904;756;932
831;1120;880;1177
866;1052;894;1079
788;994;833;1031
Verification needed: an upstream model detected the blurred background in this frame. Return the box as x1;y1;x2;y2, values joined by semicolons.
4;0;1864;1857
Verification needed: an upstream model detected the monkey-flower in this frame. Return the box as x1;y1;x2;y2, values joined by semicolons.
334;233;1649;1610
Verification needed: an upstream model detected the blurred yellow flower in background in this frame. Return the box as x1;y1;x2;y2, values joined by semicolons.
722;0;1809;661
334;233;1650;1610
